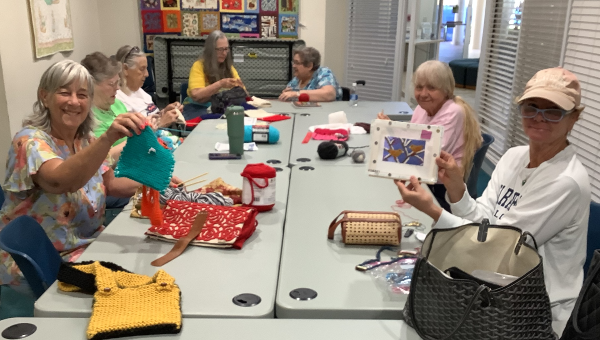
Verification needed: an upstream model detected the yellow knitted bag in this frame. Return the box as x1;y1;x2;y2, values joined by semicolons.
86;262;181;340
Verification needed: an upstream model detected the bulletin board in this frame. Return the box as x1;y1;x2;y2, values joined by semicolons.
140;0;299;53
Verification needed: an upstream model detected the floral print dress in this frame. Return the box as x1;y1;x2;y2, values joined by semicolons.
0;127;111;286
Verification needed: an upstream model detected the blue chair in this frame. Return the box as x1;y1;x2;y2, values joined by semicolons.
466;133;495;198
0;216;62;298
585;201;600;276
0;189;4;208
180;81;188;103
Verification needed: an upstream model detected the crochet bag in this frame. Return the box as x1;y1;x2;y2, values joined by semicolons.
327;211;401;246
403;219;555;340
210;86;247;114
146;200;258;249
560;249;600;340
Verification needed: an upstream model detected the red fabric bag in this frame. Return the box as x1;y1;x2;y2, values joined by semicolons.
145;200;258;249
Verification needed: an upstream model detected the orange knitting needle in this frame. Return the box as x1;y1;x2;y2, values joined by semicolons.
178;173;208;187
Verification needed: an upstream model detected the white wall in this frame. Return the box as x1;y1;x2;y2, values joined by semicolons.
97;0;143;56
299;0;347;85
324;0;348;85
0;0;142;174
0;0;102;136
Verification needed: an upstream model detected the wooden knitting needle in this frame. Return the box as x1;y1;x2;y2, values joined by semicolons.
178;173;208;187
184;179;206;189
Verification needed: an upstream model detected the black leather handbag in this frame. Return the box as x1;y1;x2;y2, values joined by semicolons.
210;86;247;114
560;249;600;340
403;219;555;340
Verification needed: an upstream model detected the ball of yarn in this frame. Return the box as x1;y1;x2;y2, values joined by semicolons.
352;150;366;163
298;93;310;102
317;141;348;160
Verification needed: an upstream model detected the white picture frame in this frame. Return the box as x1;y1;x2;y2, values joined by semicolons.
368;120;444;184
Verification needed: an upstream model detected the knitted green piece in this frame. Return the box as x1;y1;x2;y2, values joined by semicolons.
114;126;175;191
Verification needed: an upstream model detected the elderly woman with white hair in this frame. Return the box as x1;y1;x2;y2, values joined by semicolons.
279;46;342;102
115;45;182;127
0;60;178;290
379;60;482;211
395;67;591;334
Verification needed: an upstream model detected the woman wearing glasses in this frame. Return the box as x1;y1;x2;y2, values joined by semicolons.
115;45;182;127
184;30;244;118
395;67;590;334
278;46;342;102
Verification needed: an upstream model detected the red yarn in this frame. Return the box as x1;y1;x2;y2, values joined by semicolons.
240;163;276;212
298;93;310;102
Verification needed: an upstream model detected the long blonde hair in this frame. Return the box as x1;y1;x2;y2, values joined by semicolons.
413;61;482;181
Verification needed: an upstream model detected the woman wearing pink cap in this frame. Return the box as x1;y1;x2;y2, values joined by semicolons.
396;67;591;334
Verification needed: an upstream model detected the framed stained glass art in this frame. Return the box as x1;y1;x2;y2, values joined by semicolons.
368;120;444;184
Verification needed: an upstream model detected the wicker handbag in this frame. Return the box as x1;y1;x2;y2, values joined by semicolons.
327;211;401;246
403;219;555;340
560;249;600;340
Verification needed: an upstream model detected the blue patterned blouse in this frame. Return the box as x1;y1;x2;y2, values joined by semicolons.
286;67;342;101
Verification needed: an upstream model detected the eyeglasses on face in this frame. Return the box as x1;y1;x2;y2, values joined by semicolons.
519;104;572;122
215;47;230;53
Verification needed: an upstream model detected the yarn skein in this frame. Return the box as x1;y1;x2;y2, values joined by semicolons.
351;150;366;163
317;141;349;160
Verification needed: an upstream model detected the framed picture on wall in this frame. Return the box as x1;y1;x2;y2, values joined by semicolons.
140;0;161;10
161;0;180;10
278;13;297;37
220;0;245;13
279;0;297;13
181;11;200;36
245;0;259;13
28;0;74;58
260;15;277;38
200;11;220;34
221;13;259;33
260;0;278;15
142;10;164;33
181;0;218;10
162;10;182;33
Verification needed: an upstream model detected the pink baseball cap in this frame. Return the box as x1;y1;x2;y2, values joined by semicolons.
517;67;581;111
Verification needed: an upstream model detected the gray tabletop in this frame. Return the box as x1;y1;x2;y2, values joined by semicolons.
0;318;422;340
288;111;374;167
263;100;412;116
276;166;433;319
174;116;295;165
35;161;290;318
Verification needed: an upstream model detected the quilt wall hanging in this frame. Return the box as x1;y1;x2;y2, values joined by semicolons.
140;0;299;53
29;0;74;58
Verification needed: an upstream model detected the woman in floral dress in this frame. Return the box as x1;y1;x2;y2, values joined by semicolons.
0;60;176;293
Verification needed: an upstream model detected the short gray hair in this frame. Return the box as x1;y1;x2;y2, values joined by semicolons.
23;60;96;139
81;52;122;83
293;47;321;71
115;45;145;89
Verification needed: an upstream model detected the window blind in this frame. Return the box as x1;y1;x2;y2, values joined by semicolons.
475;0;521;164
345;0;399;101
563;0;600;201
507;0;569;149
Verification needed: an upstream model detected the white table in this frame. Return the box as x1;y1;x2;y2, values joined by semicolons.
0;318;422;340
276;166;433;319
288;108;412;167
174;116;295;166
263;100;412;116
35;161;290;318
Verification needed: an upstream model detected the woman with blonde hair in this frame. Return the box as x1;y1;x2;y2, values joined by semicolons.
379;60;482;211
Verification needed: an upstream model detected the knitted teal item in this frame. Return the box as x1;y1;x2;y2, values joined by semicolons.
114;126;175;191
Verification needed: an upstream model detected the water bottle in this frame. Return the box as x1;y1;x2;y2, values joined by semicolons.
349;82;358;106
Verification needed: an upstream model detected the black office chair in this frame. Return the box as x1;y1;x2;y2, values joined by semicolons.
142;56;157;103
342;80;366;101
